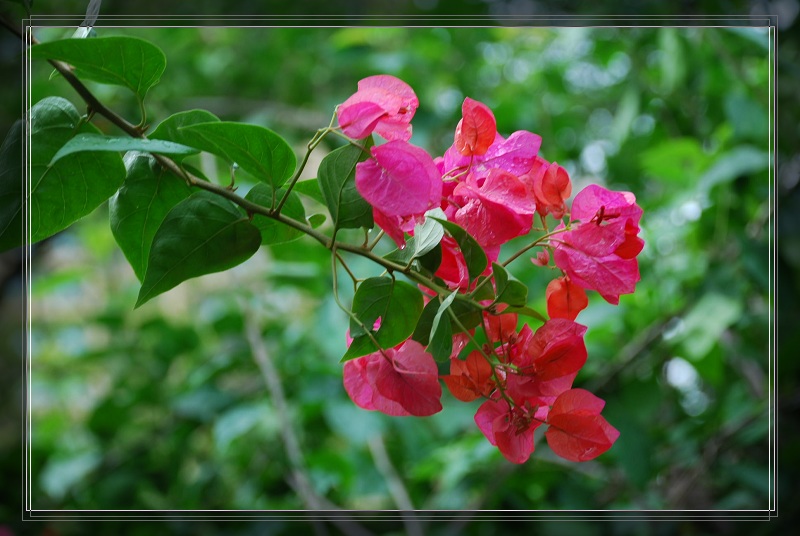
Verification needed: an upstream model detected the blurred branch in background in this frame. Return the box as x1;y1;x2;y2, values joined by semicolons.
243;305;374;536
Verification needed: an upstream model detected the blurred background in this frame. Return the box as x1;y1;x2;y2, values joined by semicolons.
0;1;795;535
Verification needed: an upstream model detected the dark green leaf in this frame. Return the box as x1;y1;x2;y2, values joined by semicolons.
428;315;453;362
149;109;221;153
318;141;374;230
450;299;483;332
349;277;393;336
412;299;439;346
417;243;442;274
30;36;166;102
109;152;192;281
432;218;488;282
491;262;528;307
178;122;296;190
0;120;23;252
136;191;261;308
428;291;458;362
16;97;126;249
414;296;482;345
342;277;423;361
244;184;306;245
181;162;212;183
471;276;496;302
50;134;197;165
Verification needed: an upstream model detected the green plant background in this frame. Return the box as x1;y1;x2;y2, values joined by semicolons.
0;1;794;534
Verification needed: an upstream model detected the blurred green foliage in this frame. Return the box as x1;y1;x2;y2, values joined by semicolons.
0;1;793;534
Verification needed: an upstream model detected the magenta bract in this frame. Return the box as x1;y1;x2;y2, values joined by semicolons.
553;185;644;304
355;140;442;218
337;74;419;141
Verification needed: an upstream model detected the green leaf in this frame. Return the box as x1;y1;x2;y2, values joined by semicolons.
342;277;423;361
30;36;166;102
109;152;193;281
413;297;481;345
450;299;483;332
0;120;23;252
149;109;221;153
412;299;438;346
7;97;127;250
136;191;261;308
471;276;496;302
178;122;296;190
413;208;445;258
432;218;488;282
428;291;458;362
349;277;396;336
309;213;326;228
244;184;306;245
181;162;212;183
50;133;197;165
318;141;374;230
417;242;443;274
292;179;325;205
491;262;528;307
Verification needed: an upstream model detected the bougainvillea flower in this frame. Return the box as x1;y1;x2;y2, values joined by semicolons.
519;319;588;381
454;97;497;157
451;168;536;248
337;74;419;141
531;249;550;267
443;130;542;180
474;396;548;464
525;156;572;219
483;308;519;344
545;388;620;462
355;140;443;219
553;185;644;305
343;339;442;417
503;320;587;403
546;276;589;321
441;350;495;402
372;208;421;248
435;235;476;290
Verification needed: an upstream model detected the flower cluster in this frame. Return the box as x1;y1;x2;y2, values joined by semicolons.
336;75;643;464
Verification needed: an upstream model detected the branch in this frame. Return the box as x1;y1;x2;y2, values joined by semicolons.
29;30;497;316
242;310;321;509
0;11;24;40
367;435;424;536
243;307;376;536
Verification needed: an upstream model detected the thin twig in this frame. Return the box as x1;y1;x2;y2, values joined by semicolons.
243;311;321;508
243;307;375;536
367;435;424;536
